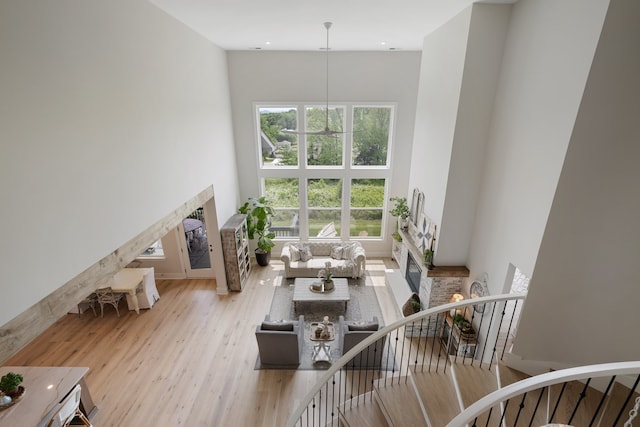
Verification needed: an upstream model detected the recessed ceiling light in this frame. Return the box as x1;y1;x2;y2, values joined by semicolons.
265;41;271;46
380;41;387;46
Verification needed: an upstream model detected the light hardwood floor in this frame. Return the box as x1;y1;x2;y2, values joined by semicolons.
4;259;401;426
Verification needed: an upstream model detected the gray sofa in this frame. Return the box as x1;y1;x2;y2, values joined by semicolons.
339;315;386;368
280;241;366;279
255;314;304;366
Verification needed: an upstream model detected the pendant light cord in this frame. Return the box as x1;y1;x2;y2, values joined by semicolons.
324;22;332;131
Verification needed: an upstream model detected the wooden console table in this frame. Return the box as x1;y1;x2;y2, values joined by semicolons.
441;314;477;357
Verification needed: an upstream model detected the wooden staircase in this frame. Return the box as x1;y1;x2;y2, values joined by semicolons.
338;359;640;427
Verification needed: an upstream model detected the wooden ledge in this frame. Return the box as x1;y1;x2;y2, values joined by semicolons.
425;266;470;278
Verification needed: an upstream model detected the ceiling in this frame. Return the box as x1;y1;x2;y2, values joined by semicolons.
149;0;516;52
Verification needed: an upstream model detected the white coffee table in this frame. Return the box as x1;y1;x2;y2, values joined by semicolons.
293;278;350;312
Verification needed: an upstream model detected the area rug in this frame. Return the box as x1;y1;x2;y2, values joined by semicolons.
255;272;391;370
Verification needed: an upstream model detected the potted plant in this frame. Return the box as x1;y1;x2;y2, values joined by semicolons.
238;196;276;266
0;372;23;398
423;249;434;270
389;196;410;230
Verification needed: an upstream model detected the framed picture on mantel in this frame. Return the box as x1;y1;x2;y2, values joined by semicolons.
410;188;420;226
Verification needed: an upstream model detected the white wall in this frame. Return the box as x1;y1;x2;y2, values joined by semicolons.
410;4;511;266
514;0;640;364
411;0;639;366
410;7;471;246
226;51;421;256
466;0;609;296
0;0;239;326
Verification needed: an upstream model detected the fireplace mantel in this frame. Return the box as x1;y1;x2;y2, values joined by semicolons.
398;228;469;279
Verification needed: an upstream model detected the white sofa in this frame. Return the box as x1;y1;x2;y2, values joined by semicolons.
280;241;366;279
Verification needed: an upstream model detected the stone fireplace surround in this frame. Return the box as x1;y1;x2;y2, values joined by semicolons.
387;228;469;336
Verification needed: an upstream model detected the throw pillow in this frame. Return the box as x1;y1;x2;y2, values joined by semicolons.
288;245;300;262
298;245;313;262
261;320;295;331
348;321;379;331
344;242;358;259
330;245;344;259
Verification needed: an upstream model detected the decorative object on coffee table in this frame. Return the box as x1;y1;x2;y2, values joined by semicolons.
317;262;335;291
310;319;335;364
293;277;350;312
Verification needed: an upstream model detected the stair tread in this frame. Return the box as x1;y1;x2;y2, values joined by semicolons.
453;362;499;406
497;361;530;387
599;381;640;426
413;369;461;426
339;396;388;427
374;377;425;425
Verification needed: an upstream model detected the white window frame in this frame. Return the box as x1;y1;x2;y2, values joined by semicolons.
255;102;396;241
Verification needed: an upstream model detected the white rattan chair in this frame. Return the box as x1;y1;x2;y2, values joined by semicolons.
76;293;97;318
95;287;125;317
46;384;92;427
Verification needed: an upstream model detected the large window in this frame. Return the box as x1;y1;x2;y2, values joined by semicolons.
306;106;345;167
308;178;342;237
256;103;394;240
258;107;298;167
350;179;385;238
265;178;299;237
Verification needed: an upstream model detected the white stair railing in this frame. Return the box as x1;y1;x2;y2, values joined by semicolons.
446;361;640;427
286;293;526;427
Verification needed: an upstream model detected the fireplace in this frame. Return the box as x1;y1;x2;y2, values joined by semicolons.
405;252;421;294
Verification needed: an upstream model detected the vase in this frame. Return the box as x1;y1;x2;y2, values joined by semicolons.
398;217;409;230
322;279;334;291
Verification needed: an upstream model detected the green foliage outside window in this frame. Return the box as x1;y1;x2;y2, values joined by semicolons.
352;107;391;166
308;179;342;207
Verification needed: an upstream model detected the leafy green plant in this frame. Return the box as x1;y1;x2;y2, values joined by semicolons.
0;372;23;393
423;249;434;270
238;197;276;253
389;196;410;219
453;314;472;332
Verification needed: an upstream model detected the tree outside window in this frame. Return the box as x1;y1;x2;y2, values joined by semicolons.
306;106;344;167
350;179;385;237
264;178;299;237
308;178;342;237
352;107;391;166
258;107;298;167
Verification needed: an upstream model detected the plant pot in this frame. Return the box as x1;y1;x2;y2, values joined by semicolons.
398;216;409;230
402;292;421;317
322;279;334;291
255;249;271;266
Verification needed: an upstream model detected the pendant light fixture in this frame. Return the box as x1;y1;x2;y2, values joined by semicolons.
282;22;346;136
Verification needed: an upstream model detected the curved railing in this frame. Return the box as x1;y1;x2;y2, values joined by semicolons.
447;361;640;426
286;293;527;427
